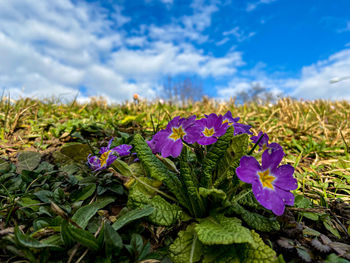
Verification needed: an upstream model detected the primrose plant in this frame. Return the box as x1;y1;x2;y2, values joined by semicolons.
88;111;298;263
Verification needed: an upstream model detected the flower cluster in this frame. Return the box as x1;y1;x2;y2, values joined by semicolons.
87;138;132;171
148;111;297;216
147;111;252;158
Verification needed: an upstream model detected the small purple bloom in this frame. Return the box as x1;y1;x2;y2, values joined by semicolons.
193;113;228;145
148;116;198;158
235;149;298;216
113;144;132;157
223;111;240;124
87;151;117;171
250;131;283;152
222;111;252;136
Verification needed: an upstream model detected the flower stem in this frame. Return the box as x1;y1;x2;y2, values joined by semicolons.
231;188;252;203
111;164;177;203
247;134;264;155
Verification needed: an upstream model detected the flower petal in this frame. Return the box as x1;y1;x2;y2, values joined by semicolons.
236;156;261;184
274;164;298;190
262;148;284;171
252;184;285;216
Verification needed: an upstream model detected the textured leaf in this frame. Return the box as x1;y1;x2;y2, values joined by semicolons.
16;151;41;173
112;205;154;231
202;245;240;263
199;187;227;205
214;132;249;189
240;230;278;263
60;143;92;162
128;184;182;226
237;190;262;210
228;203;280;232
169;224;203;263
112;159;132;177
201;126;234;188
179;148;205;218
195;214;254;245
72;196;115;229
132;134;190;210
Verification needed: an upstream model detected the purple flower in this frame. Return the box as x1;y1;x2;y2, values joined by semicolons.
87;151;117;171
114;144;132;157
88;138;132;171
250;131;283;152
148;116;198;158
222;111;252;136
223;111;240;124
235;149;298;216
193;113;228;145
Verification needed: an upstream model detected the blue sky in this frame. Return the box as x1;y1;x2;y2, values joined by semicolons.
0;0;350;102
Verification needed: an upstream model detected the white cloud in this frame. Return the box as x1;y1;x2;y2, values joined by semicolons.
110;42;243;79
291;49;350;100
223;27;255;42
246;0;276;12
217;49;350;101
0;0;241;103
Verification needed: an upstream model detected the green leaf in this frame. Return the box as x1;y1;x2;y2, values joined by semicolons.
169;224;203;263
195;214;254;245
202;126;234;188
61;221;74;247
228;203;280;232
67;223;99;251
239;230;278;263
112;205;154;231
34;190;54;203
112;159;133;177
323;219;341;239
199;187;227;205
128;184;182;226
179;148;205;218
14;226;59;249
72;196;115;229
214;132;249;189
60;143;92;162
16;151;41;173
70;184;96;202
104;223;123;258
132;134;190;211
0;158;11;173
202;244;240;263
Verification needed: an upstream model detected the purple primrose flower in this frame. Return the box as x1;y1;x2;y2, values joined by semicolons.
148;115;199;158
88;138;132;171
222;111;253;136
87;151;117;171
250;131;283;153
235;149;298;216
194;113;228;145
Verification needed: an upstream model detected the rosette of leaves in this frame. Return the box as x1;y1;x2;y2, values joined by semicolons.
122;127;282;262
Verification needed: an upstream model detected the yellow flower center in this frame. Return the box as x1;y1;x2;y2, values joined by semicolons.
100;151;111;167
168;126;186;141
222;119;233;125
258;169;276;189
203;127;215;137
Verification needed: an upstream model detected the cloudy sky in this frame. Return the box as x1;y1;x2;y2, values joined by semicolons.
1;0;350;102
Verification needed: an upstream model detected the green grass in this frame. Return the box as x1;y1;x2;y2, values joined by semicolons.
0;96;349;262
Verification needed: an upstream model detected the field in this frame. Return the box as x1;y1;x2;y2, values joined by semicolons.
0;96;349;262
